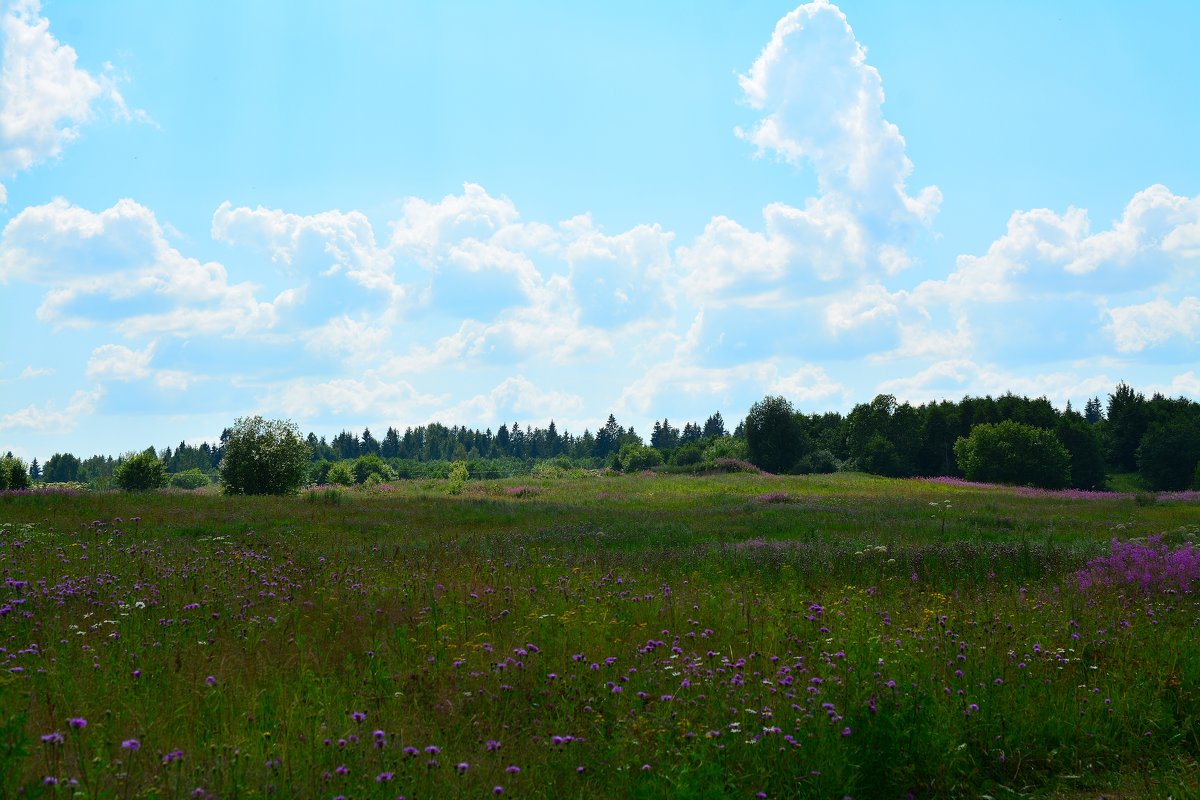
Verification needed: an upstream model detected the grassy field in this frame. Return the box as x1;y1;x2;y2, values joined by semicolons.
2;472;1199;798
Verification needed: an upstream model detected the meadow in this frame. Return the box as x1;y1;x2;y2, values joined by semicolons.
2;472;1199;799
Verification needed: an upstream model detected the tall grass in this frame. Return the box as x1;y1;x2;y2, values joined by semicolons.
1;473;1197;797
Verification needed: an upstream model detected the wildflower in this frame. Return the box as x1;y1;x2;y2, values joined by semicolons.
841;727;852;737
457;762;470;772
493;788;505;796
44;777;58;786
506;765;521;774
373;730;386;740
425;745;440;755
350;711;366;723
122;738;141;751
486;739;501;752
335;765;348;775
376;771;394;782
68;717;87;730
41;732;64;744
205;675;216;686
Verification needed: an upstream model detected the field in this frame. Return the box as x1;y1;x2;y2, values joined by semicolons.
2;472;1199;799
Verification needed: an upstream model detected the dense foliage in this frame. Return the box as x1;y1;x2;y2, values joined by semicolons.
219;416;311;495
113;450;168;492
953;421;1072;489
12;381;1200;494
0;455;31;490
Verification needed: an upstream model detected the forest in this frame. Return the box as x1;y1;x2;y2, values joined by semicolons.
5;381;1200;494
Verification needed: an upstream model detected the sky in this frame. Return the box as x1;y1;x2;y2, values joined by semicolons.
2;0;1199;461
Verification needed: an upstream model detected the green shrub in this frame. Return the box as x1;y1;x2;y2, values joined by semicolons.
953;421;1071;489
0;456;31;490
219;416;311;495
114;451;168;492
744;395;809;474
447;461;470;494
796;448;839;474
703;436;749;463
618;444;663;472
353;453;396;484
169;468;211;490
671;442;706;467
326;461;356;486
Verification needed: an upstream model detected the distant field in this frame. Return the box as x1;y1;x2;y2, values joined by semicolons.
2;473;1198;798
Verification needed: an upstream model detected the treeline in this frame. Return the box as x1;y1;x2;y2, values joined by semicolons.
6;382;1200;493
741;384;1200;491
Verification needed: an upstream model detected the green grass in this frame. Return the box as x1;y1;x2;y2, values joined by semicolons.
1;472;1198;798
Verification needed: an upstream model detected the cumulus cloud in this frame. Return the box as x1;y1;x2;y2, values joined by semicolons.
736;2;940;243
211;202;404;304
268;376;444;420
767;364;846;405
0;0;133;197
1106;297;1200;353
1;198;297;337
0;385;103;431
86;341;155;381
877;359;1115;408
432;376;585;427
913;185;1200;312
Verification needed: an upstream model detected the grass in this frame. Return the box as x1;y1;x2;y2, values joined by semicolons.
1;472;1199;798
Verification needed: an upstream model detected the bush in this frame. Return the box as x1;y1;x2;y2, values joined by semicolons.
114;451;168;492
353;453;396;484
952;421;1071;489
310;460;333;485
1136;418;1200;491
617;444;663;472
326;461;356;486
670;442;706;467
447;461;470;494
744;396;809;474
796;448;839;474
0;456;31;491
169;468;211;490
703;436;749;463
219;416;312;495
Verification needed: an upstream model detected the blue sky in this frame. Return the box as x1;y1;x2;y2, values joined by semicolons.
2;0;1199;460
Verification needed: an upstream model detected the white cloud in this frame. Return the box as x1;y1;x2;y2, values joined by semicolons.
1;198;297;338
18;365;53;379
0;385;103;431
737;1;940;240
211;202;404;303
1106;297;1200;353
914;186;1200;313
0;0;131;188
152;369;195;391
85;341;155;381
432;376;585;427
877;359;1115;408
767;364;846;405
268;376;444;420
